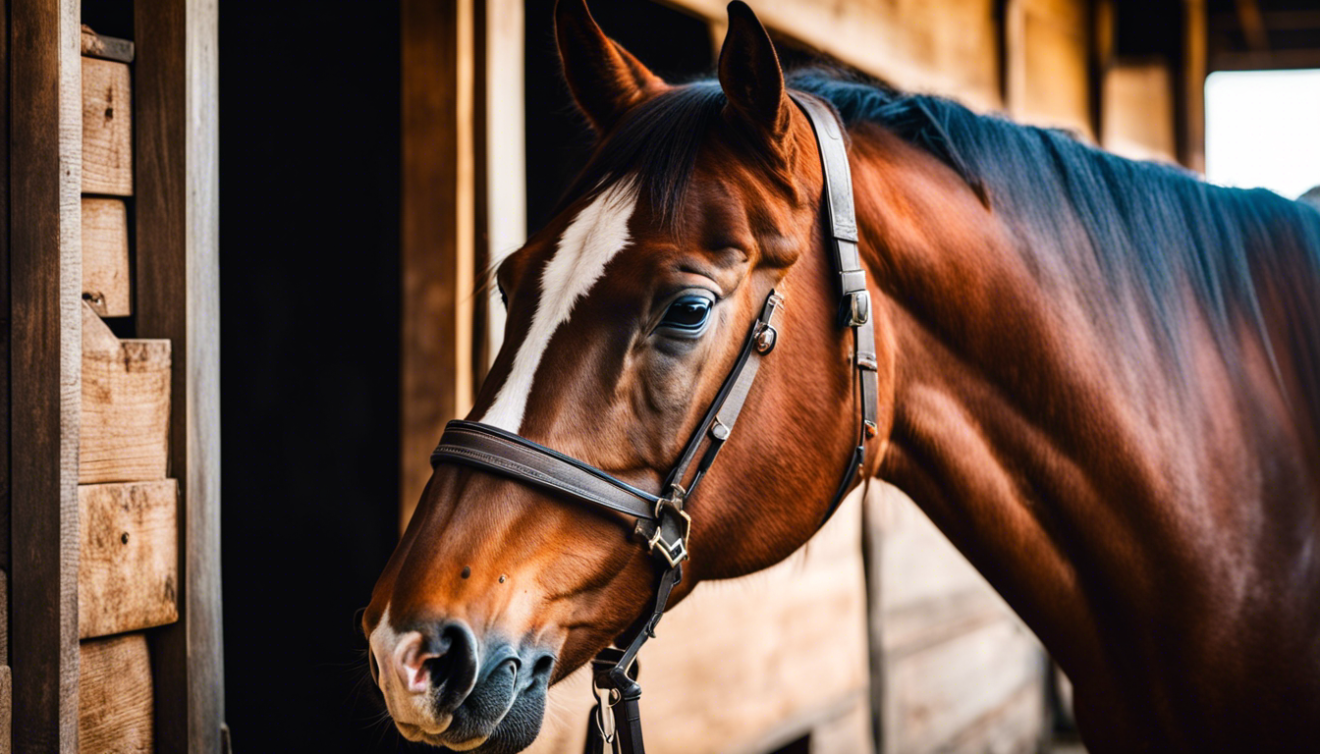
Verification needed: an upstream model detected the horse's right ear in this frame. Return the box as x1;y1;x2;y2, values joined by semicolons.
555;0;667;133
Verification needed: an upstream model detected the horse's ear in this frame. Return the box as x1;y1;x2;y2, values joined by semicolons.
718;1;791;144
555;0;667;133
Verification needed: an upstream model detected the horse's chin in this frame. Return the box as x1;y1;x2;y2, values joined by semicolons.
402;682;547;754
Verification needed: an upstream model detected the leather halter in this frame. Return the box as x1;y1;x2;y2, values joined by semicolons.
428;93;876;754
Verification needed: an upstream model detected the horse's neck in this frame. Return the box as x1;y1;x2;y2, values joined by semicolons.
848;128;1320;711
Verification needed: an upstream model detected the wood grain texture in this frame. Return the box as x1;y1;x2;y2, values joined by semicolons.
401;0;474;529
133;0;225;750
870;485;1048;754
0;571;7;661
80;198;131;317
78;481;180;639
80;25;135;64
667;0;1003;111
78;634;153;754
80;303;171;485
1102;61;1177;163
1;665;10;754
525;495;872;754
8;0;83;750
1006;0;1093;137
81;57;132;196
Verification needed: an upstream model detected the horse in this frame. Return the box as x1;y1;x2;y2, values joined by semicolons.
364;1;1320;751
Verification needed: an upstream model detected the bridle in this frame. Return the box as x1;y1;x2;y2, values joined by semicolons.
429;93;876;754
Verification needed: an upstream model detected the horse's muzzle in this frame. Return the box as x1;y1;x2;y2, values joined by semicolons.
378;616;556;752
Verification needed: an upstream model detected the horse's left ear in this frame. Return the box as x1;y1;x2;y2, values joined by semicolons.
555;0;667;133
718;1;792;146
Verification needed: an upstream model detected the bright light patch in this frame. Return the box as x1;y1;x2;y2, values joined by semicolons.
1205;69;1320;201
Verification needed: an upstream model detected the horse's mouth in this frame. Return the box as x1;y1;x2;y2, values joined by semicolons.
396;721;489;751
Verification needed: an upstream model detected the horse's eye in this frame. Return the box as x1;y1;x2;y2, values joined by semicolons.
658;295;712;335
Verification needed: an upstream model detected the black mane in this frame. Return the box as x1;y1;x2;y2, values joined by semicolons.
561;67;1320;425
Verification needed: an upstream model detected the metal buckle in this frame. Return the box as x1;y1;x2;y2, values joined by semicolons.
647;494;692;568
843;290;871;327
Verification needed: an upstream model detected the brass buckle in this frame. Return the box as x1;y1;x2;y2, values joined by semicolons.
647;492;692;568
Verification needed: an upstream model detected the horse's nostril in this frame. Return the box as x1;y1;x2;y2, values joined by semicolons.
531;654;555;682
429;621;480;714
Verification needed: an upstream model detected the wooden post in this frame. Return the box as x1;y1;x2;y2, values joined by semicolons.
7;0;82;751
401;0;477;529
133;0;224;751
480;0;526;367
1180;0;1207;172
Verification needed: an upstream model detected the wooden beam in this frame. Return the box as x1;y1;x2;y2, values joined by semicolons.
1210;48;1320;71
1180;0;1207;173
80;57;133;196
79;26;135;64
1233;0;1269;51
8;0;82;750
80;198;132;317
77;634;153;753
133;0;224;751
480;0;526;369
78;480;180;639
79;304;171;485
401;0;476;529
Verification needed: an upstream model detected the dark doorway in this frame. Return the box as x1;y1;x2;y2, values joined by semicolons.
523;0;715;233
218;2;405;751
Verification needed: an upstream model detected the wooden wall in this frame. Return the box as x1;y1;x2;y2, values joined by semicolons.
5;3;222;752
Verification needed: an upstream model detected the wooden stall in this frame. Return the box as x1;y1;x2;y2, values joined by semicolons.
389;1;1216;752
3;2;222;752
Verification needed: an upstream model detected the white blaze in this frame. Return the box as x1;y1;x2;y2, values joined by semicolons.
479;182;639;432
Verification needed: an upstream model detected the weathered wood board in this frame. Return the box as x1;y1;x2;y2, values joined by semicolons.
81;198;131;317
80;303;171;485
1102;61;1177;163
1;665;10;754
870;484;1048;754
526;491;872;754
82;57;133;196
80;25;135;64
78;634;153;754
78;480;179;639
1008;0;1092;137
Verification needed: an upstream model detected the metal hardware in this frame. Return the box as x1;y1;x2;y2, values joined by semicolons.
864;420;878;439
843;290;871;327
755;323;778;354
709;419;730;442
647;496;692;568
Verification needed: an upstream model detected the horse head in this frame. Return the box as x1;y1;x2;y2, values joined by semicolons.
363;2;895;749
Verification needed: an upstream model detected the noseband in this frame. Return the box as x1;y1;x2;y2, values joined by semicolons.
429;94;876;754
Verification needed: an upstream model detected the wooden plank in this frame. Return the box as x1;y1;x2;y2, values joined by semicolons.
401;0;475;529
133;0;225;750
80;303;171;485
884;618;1045;754
1006;0;1092;137
0;0;10;580
526;496;872;754
1102;61;1177;163
8;0;83;749
478;0;526;372
78;634;153;754
668;0;1003;111
81;57;133;196
80;198;132;317
80;25;135;64
0;571;8;661
1180;0;1207;172
78;481;180;639
1;665;10;754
